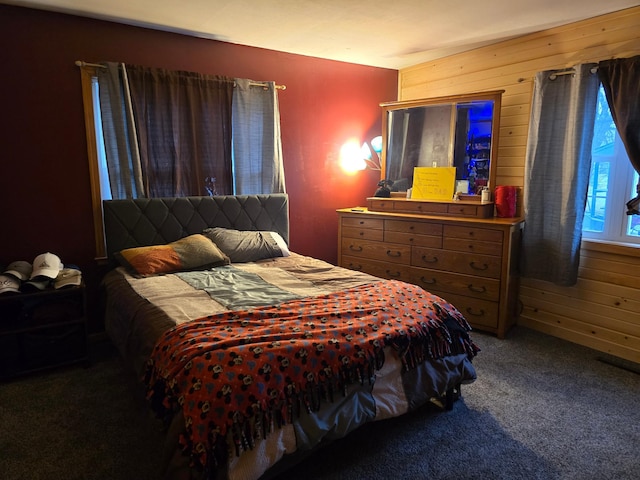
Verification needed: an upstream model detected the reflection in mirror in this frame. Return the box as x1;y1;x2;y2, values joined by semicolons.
381;91;503;195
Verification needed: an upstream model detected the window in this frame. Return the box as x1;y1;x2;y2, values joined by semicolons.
582;85;640;244
78;63;285;258
92;76;112;201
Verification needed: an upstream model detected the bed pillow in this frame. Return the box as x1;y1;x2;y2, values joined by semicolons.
115;234;230;276
202;227;290;263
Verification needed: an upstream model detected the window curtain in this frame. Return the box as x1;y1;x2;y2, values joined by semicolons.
597;55;640;215
125;65;234;197
521;64;600;286
97;62;144;199
232;78;286;194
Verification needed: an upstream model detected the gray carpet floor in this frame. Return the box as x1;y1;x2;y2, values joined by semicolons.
1;326;638;480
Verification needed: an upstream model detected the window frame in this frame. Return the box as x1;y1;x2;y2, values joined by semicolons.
78;64;108;261
582;84;640;247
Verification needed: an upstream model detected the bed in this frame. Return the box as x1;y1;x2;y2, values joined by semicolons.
101;194;479;480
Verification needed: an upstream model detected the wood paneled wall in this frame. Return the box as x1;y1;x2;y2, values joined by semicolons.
399;7;640;363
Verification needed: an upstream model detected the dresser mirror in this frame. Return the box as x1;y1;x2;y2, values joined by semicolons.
380;90;503;196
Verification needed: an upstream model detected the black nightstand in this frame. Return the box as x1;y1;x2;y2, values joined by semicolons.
0;285;89;380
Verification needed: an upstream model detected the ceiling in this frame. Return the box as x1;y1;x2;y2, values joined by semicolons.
6;0;640;69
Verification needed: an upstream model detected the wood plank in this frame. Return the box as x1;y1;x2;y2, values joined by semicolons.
494;175;523;187
518;314;640;364
497;145;527;158
522;276;640;301
519;291;640;337
494;156;526;168
520;283;640;319
580;253;640;275
580;248;640;267
499;125;529;138
496;166;525;179
519;305;640;350
578;265;638;290
400;9;640;83
498;136;527;149
582;240;640;258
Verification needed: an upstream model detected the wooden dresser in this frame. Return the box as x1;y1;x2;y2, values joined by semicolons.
337;204;524;338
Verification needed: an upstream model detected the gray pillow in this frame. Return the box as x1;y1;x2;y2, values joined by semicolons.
202;227;290;263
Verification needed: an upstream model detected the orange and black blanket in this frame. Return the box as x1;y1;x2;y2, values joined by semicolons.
144;280;479;473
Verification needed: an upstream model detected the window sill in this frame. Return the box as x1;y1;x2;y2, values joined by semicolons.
581;239;640;257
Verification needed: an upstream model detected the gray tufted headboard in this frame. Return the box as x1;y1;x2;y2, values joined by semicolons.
102;194;289;260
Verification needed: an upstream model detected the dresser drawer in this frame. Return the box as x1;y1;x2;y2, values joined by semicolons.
444;238;503;256
409;268;500;301
412;246;501;278
446;204;482;217
370;199;449;215
385;220;443;236
385;231;442;248
342;226;384;241
341;238;411;265
430;291;499;329
444;225;503;243
341;255;412;281
383;220;443;247
342;217;384;229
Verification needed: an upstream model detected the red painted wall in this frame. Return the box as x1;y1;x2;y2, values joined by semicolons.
0;6;397;328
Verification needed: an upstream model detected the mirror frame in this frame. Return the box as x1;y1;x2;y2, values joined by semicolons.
379;90;504;195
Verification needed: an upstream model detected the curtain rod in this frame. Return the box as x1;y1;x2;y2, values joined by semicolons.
75;60;286;90
549;66;598;80
246;81;286;91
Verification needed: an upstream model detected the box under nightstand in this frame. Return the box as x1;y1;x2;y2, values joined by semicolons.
0;285;89;380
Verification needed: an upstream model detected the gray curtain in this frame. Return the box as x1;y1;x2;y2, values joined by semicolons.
597;55;640;215
97;62;144;199
521;63;600;286
232;79;286;194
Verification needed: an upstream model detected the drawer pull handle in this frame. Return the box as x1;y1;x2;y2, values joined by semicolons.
420;276;436;285
470;261;488;271
386;270;401;278
421;255;438;264
359;221;365;225
349;245;363;252
465;307;486;317
468;284;487;293
386;250;401;257
348;263;362;270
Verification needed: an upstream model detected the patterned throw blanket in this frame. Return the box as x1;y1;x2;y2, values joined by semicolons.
144;280;479;473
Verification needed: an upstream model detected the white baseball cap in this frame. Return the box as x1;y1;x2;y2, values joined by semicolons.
30;252;63;280
4;260;33;281
0;274;21;294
